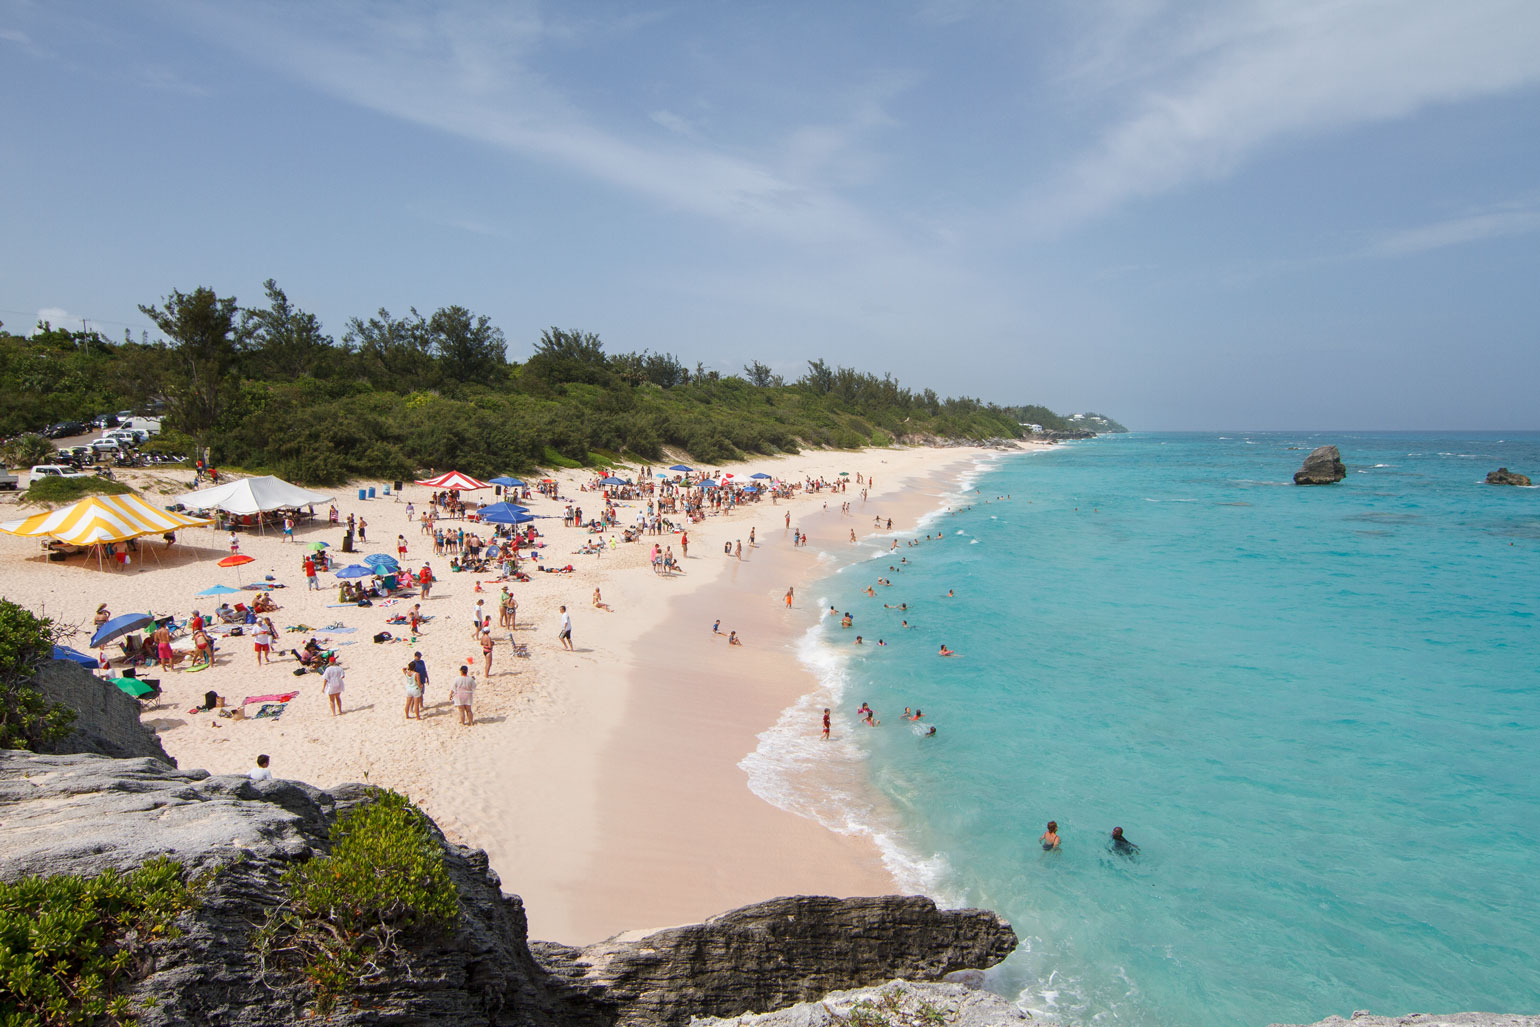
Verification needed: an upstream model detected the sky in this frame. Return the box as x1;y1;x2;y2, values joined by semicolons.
3;1;1538;430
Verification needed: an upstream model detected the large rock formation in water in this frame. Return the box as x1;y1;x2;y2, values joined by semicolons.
0;748;1019;1026
1485;468;1532;486
1294;445;1347;485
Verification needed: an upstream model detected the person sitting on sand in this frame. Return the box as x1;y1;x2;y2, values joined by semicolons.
728;630;742;646
94;603;110;628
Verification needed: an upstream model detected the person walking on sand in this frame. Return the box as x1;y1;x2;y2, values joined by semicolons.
228;531;240;555
558;605;573;650
785;587;794;608
397;534;408;560
283;515;294;542
253;620;273;666
822;708;831;740
454;664;477;724
480;628;494;678
322;660;345;716
402;663;423;719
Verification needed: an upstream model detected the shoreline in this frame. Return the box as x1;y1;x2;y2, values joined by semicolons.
0;442;1045;944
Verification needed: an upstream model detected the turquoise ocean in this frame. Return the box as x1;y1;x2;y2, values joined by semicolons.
743;432;1540;1027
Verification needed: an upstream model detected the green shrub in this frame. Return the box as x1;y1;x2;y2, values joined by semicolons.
0;857;194;1027
1;433;56;470
25;476;135;504
0;600;77;751
256;791;459;1017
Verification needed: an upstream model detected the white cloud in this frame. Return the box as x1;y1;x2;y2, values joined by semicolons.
1030;0;1540;229
1366;201;1540;258
34;307;84;332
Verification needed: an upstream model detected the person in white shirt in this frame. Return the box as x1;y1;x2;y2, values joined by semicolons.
471;599;487;638
249;754;272;782
323;661;345;716
558;605;573;651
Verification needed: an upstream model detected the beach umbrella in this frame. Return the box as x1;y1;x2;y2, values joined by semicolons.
51;644;98;667
750;472;772;479
414;470;492;490
218;551;255;583
489;476;525;488
334;564;374;579
654;472;669;478
90;612;155;649
109;676;156;698
668;464;695;472
195;584;241;597
307;541;329;551
598;476;627;486
362;553;400;570
698;479;718;488
743;486;759;493
477;502;532;524
838;471;850;477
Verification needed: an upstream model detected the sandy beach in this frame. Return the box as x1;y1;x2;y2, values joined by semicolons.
0;442;1040;943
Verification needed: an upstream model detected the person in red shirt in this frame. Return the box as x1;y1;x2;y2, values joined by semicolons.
303;556;318;591
419;563;435;599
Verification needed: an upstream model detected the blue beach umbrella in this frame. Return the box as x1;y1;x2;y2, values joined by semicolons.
90;613;155;649
334;564;374;579
598;476;628;486
490;476;525;487
477;502;532;524
52;644;98;667
195;584;241;597
362;553;400;570
668;464;695;472
743;486;759;493
698;479;719;488
749;472;772;479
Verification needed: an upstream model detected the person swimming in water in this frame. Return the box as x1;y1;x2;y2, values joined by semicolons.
1110;826;1140;856
1040;821;1060;851
938;644;957;657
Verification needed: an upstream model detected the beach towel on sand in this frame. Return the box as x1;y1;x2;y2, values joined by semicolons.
243;691;299;706
254;703;287;719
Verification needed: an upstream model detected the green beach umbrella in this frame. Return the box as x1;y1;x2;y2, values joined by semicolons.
109;676;156;698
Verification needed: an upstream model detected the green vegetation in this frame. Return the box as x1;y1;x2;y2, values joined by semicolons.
24;477;135;504
828;986;957;1026
0;283;1124;485
1;434;56;470
0;857;194;1027
256;791;459;1017
0;600;76;752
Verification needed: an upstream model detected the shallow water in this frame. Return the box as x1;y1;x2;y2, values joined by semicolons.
782;433;1540;1026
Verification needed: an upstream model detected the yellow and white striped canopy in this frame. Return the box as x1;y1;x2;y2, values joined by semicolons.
0;494;212;545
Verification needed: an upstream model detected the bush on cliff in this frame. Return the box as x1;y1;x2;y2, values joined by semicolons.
256;790;459;1016
0;600;77;751
0;857;194;1027
24;476;135;505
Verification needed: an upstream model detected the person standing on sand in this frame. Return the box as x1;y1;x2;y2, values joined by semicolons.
785;587;794;608
153;622;174;673
454;664;477;724
397;534;408;560
822;708;831;740
402;663;423;719
558;605;573;650
228;531;240;555
680;532;688;557
408;651;431;704
480;629;494;677
304;555;318;591
322;660;345;716
419;563;434;599
358;517;367;542
253;620;273;666
471;598;487;638
283;516;294;542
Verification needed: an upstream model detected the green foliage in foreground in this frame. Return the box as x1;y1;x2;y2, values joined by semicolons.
828;985;956;1026
1;434;56;471
24;477;135;504
0;600;76;752
0;857;194;1027
256;791;459;1017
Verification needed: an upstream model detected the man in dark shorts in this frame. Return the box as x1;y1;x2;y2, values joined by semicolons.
558;605;573;651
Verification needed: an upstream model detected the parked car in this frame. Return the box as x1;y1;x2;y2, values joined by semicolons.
0;469;18;491
103;430;141;446
122;417;162;436
91;414;120;428
43;421;86;439
30;464;87;479
90;439;127;456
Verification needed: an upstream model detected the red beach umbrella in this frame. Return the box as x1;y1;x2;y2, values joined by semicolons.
218;552;255;584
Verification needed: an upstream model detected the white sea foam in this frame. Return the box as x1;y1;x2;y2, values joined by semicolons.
737;624;961;902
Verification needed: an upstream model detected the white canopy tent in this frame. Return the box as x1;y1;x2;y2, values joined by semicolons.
174;475;333;516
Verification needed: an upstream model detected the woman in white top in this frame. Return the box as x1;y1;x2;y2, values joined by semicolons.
453;664;477;725
402;664;423;720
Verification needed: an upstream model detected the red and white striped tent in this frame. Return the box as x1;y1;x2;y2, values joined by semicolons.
414;471;492;490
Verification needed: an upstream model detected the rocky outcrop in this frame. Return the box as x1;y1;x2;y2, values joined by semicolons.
1485;468;1532;486
1269;1014;1540;1027
690;977;1045;1026
1294;445;1347;485
0;751;1018;1026
33;658;174;764
533;895;1019;1027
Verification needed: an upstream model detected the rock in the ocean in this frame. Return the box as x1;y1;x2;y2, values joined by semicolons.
1294;445;1347;485
1485;468;1532;486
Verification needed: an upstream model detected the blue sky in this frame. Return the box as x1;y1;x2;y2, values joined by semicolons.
3;1;1538;430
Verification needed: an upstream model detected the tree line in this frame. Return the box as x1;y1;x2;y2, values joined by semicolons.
0;281;1121;485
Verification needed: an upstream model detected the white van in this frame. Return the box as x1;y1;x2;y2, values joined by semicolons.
30;464;87;479
122;416;162;436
